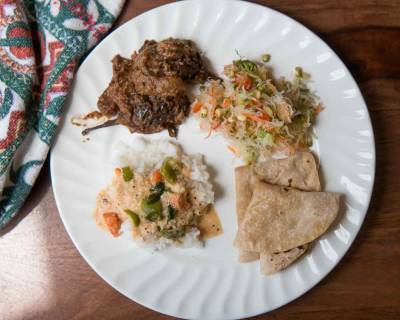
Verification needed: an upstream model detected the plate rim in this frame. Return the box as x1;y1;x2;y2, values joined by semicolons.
50;0;376;318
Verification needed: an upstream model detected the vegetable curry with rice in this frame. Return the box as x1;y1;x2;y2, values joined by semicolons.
94;139;222;246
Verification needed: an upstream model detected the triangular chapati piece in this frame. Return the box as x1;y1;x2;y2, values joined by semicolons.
252;151;321;191
260;244;309;275
237;180;340;253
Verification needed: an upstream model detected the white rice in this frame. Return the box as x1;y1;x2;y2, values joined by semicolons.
120;219;204;251
112;136;181;173
182;153;214;205
112;137;214;250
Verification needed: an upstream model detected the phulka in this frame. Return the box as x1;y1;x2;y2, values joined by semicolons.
260;244;309;275
236;180;340;253
253;152;321;191
235;152;321;268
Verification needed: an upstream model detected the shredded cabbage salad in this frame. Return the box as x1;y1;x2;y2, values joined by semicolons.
191;57;322;163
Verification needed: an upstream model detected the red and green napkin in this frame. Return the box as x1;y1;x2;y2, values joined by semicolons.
0;0;125;229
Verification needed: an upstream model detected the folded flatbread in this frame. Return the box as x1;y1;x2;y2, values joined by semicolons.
235;152;320;267
235;165;253;230
260;244;308;275
252;151;321;192
238;250;260;262
236;180;340;253
235;166;260;262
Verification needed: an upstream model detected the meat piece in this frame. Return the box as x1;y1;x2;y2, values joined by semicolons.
97;55;134;117
131;68;186;97
98;55;189;134
93;38;214;137
136;38;213;83
114;92;190;134
97;88;118;116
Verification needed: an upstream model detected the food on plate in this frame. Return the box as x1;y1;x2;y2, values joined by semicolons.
251;151;321;191
83;38;215;137
80;43;336;273
236;180;339;252
133;38;212;83
238;250;260;263
192;57;322;163
93;137;221;249
234;152;320;259
260;244;308;275
234;152;340;274
197;205;223;239
235;152;321;233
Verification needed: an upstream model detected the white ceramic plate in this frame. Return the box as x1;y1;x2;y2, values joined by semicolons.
50;1;375;319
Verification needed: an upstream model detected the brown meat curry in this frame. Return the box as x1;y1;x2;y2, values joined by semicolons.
85;38;214;137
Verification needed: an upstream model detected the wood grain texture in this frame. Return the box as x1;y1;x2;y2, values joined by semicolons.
1;1;399;319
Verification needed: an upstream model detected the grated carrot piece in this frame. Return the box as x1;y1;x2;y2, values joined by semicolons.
227;145;238;155
205;126;213;139
211;122;221;130
315;104;324;113
222;98;231;108
150;169;162;184
243;112;271;122
235;74;253;90
191;101;202;113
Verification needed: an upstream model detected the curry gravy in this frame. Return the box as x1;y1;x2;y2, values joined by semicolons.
198;205;223;239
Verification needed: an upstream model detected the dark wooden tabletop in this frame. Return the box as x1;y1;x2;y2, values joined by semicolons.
1;1;399;319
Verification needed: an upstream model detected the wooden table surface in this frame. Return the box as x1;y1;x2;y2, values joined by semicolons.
1;1;399;319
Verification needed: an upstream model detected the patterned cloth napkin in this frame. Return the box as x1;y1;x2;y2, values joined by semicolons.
0;0;125;229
